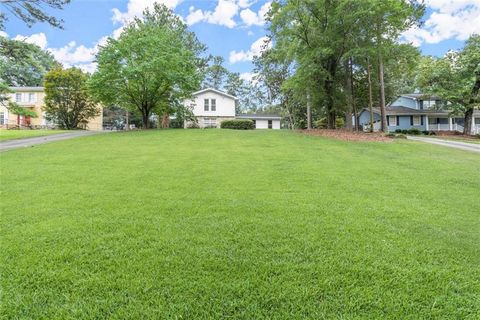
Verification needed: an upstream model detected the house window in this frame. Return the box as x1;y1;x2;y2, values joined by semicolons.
28;93;36;103
204;99;209;111
388;116;397;126
211;99;216;111
15;93;22;103
413;116;421;126
204;118;216;128
268;120;273;129
0;112;4;125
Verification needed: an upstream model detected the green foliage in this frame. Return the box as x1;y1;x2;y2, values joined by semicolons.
0;0;70;29
408;128;421;135
416;34;480;134
314;117;345;129
220;119;255;130
89;4;206;129
44;67;99;129
1;130;479;318
0;37;60;86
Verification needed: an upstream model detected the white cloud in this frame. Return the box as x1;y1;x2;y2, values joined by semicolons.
247;30;254;36
402;0;480;46
229;36;271;63
240;1;271;26
0;31;8;38
112;0;183;25
48;41;96;66
13;32;48;50
186;0;239;28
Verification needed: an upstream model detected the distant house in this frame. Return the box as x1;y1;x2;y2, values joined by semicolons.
184;88;282;129
357;93;480;134
0;87;103;131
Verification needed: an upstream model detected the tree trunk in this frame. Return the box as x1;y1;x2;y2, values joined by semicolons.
464;75;480;135
378;51;387;132
125;109;129;131
344;58;353;130
306;92;312;130
325;59;337;129
350;57;357;131
142;111;149;129
366;57;374;132
161;114;170;128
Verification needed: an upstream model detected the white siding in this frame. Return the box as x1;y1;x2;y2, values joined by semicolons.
255;119;280;129
185;91;236;118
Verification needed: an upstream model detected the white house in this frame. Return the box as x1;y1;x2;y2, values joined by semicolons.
184;88;237;128
184;88;282;129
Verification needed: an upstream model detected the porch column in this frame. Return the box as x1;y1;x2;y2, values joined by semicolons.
448;117;453;131
425;115;429;131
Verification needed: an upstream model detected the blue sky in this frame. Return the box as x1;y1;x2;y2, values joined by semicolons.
2;0;479;81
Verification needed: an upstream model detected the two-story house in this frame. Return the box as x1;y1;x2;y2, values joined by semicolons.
184;88;281;129
357;93;480;134
0;87;103;130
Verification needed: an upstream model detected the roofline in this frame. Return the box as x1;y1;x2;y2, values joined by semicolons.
236;114;283;120
192;88;238;100
9;86;44;92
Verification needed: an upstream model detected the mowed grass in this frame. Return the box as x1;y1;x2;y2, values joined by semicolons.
0;129;68;141
1;130;479;319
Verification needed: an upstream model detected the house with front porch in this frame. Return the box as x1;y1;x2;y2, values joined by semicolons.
358;94;480;134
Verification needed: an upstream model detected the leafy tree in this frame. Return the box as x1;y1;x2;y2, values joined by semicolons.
0;0;70;29
0;36;60;86
89;4;206;129
417;35;480;135
203;56;229;90
44;67;99;129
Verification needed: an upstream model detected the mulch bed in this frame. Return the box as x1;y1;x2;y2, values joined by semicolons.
300;129;392;142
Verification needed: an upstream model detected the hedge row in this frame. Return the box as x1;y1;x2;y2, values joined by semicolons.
220;119;255;130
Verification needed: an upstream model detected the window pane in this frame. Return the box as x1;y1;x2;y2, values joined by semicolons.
15;93;22;102
29;93;36;102
211;99;216;111
204;99;209;111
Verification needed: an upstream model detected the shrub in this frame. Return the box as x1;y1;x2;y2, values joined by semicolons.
385;133;396;138
314;117;345;129
395;129;402;133
187;122;199;129
408;128;421;135
421;130;429;135
401;129;408;134
395;134;407;139
220;119;255;130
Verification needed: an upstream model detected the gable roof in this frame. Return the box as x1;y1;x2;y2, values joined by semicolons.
399;93;442;101
192;88;238;100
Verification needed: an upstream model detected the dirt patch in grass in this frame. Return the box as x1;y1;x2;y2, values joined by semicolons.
300;129;392;142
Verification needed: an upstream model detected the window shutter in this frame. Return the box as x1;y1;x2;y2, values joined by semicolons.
421;116;424;125
410;116;413;125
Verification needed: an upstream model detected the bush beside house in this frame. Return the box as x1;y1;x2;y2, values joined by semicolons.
220;119;255;130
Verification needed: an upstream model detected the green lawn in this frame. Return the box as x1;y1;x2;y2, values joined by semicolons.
1;130;479;319
0;129;68;141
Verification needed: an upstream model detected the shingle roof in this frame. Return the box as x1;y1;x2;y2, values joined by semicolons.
192;88;238;100
9;86;44;92
236;114;282;120
400;93;442;100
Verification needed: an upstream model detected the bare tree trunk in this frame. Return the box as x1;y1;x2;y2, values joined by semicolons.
345;59;353;130
366;57;374;132
350;57;357;131
125;109;129;130
464;75;480;135
378;51;387;132
161;114;170;128
306;92;312;130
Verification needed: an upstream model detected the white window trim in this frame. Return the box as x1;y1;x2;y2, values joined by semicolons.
15;93;22;103
389;116;397;126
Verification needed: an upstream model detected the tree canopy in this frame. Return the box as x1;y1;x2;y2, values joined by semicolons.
0;36;60;86
89;4;206;129
0;0;70;30
44;67;99;129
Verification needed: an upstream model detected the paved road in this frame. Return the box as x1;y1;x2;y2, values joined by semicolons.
407;136;480;153
0;131;101;152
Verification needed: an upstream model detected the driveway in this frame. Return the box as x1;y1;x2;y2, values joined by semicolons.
407;136;480;153
0;131;101;152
